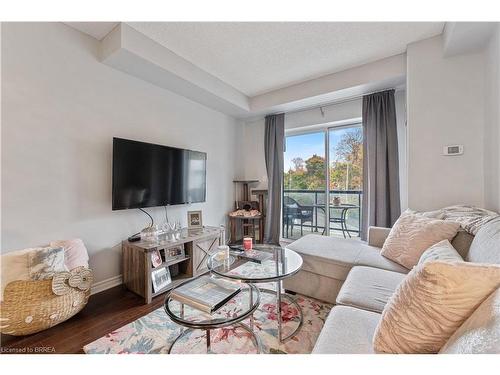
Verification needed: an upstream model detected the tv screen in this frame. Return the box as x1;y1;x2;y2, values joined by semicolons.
112;138;206;210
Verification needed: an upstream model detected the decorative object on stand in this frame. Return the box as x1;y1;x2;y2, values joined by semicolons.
187;210;203;230
333;196;341;206
163;220;182;241
141;225;160;243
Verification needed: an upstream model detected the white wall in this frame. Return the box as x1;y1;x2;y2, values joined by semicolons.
484;25;500;212
406;35;486;211
241;118;267;191
1;23;244;284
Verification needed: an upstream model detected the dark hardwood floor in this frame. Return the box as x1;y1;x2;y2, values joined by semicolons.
0;285;165;354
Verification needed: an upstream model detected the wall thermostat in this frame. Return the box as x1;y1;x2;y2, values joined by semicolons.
443;145;464;156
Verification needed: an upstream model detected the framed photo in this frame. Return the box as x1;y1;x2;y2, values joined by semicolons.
151;249;162;268
187;210;203;230
152;267;171;292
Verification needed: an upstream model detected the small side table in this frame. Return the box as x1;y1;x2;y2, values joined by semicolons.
207;245;304;342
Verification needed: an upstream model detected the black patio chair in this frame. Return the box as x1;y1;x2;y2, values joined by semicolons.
283;196;314;237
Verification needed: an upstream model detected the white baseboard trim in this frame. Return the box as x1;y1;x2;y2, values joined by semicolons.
91;274;123;295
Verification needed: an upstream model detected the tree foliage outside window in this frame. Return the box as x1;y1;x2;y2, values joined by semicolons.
284;127;363;191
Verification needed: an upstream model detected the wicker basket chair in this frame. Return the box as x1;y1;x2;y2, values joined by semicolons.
0;267;93;336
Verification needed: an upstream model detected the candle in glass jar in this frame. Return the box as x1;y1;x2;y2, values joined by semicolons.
243;237;253;250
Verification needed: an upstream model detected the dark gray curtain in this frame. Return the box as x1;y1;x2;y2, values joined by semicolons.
361;90;400;240
264;113;285;244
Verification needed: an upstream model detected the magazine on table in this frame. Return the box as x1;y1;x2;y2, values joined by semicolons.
170;275;241;314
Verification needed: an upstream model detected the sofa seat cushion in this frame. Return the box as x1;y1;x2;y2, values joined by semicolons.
286;234;407;281
354;245;409;274
312;306;380;354
286;234;360;280
336;266;406;313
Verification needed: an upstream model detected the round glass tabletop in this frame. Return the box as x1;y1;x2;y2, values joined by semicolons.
207;245;303;283
164;277;260;330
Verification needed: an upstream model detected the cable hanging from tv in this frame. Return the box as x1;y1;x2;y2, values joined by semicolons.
139;207;154;227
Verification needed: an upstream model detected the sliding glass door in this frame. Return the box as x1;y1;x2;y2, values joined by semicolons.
283;132;327;240
282;124;362;240
328;125;363;238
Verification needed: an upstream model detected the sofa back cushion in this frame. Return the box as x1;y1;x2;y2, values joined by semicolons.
439;288;500;354
466;217;500;264
450;231;475;259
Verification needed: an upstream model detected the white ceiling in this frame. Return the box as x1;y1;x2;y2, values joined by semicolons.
127;22;444;96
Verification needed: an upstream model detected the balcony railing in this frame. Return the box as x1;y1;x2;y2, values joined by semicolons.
283;189;362;239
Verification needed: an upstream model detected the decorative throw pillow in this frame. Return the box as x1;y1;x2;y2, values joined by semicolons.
28;246;67;280
381;213;460;269
439;288;500;354
373;261;500;353
418;239;463;265
50;238;89;270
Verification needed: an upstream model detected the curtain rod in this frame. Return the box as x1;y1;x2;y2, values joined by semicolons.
278;86;404;117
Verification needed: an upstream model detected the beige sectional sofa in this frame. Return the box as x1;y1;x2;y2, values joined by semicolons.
283;218;500;354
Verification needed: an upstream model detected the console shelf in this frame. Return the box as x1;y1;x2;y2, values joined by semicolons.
122;226;223;304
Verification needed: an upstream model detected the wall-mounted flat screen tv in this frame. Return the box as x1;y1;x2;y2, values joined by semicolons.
112;137;206;210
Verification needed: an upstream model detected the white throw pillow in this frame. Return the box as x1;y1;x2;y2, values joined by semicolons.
418;240;463;265
381;213;460;269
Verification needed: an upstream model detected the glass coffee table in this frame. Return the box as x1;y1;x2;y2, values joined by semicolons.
164;276;262;354
207;244;303;342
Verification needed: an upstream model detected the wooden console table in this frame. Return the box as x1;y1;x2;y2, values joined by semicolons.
122;226;223;303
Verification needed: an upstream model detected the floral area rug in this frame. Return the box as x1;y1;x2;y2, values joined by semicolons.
84;289;331;354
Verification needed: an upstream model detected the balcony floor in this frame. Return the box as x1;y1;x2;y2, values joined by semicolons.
281;223;361;242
